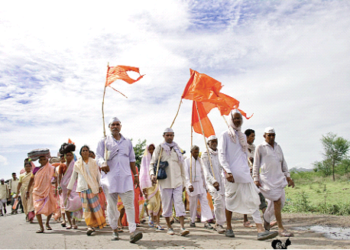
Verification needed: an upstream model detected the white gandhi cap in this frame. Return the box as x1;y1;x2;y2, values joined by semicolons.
264;127;276;134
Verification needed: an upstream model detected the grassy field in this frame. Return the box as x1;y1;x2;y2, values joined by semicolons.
282;171;350;215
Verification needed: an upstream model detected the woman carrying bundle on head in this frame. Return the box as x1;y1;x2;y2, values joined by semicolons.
67;145;106;236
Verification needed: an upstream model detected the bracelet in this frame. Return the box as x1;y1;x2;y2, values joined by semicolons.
134;174;138;177
57;186;62;190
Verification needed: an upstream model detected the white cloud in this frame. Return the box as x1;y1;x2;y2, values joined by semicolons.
0;0;350;178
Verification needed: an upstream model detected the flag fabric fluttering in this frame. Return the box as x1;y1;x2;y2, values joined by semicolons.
191;101;215;138
106;65;144;86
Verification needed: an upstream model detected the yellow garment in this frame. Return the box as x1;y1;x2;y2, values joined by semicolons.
145;185;161;215
19;172;34;215
73;157;101;194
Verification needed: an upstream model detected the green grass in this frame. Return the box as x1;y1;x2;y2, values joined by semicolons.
282;172;350;215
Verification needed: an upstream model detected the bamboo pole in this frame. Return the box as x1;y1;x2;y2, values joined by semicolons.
222;115;229;128
170;98;183;128
194;101;216;180
102;63;109;164
190;124;193;184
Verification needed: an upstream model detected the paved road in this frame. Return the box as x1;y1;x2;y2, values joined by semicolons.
0;205;348;249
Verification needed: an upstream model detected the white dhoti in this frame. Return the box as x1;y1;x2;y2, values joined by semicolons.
161;185;186;218
225;180;262;224
189;193;213;223
103;185;136;233
209;191;226;225
260;188;285;223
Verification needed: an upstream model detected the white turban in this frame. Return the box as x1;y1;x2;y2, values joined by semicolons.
164;128;174;133
264;127;276;134
207;135;217;142
109;117;121;125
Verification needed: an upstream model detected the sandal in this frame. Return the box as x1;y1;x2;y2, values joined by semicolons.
61;222;66;227
73;225;78;229
87;228;94;236
148;221;154;228
36;228;44;233
156;225;164;231
117;227;123;232
46;225;52;230
279;229;294;237
204;223;214;230
243;221;254;228
66;226;72;230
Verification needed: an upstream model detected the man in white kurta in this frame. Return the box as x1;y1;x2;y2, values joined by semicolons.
253;127;295;237
219;110;278;240
150;128;190;237
185;145;213;229
96;117;143;243
201;135;226;234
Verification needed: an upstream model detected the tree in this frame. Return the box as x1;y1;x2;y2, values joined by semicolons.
132;139;147;171
313;159;332;177
321;133;350;181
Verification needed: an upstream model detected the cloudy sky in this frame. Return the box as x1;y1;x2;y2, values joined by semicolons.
1;0;349;179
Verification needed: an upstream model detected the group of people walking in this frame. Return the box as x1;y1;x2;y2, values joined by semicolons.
0;109;295;243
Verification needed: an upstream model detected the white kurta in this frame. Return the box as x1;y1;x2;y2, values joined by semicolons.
253;141;290;222
184;157;206;196
219;130;261;219
184;156;213;223
252;141;290;193
201;149;226;225
149;145;188;189
201;149;225;195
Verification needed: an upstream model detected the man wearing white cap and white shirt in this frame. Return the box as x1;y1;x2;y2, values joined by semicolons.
253;127;295;237
201;135;226;234
219;110;278;240
184;145;213;229
96;117;143;243
149;128;190;236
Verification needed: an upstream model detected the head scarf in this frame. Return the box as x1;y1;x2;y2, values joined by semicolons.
139;144;155;190
207;135;217;143
228;109;248;153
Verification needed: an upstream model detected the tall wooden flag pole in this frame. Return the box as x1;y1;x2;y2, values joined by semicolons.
102;63;109;161
190;124;193;184
195;101;216;180
222;115;230;129
170;98;183;128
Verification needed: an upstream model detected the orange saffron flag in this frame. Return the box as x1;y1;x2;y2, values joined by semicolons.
182;69;223;102
106;65;144;86
192;101;215;138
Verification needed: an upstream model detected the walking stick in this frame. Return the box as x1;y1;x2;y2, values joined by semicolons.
194;101;216;180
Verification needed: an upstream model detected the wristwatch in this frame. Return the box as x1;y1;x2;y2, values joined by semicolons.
134;174;138;177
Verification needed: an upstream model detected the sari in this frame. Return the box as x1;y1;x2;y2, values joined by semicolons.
60;160;83;220
32;163;57;216
139;144;161;216
73;157;106;228
19;172;34;221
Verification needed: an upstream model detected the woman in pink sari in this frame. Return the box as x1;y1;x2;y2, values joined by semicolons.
26;155;57;233
58;151;83;229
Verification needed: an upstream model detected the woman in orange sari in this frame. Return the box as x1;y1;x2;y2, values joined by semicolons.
26;154;57;233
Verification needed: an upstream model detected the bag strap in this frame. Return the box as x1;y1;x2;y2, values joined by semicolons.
155;146;163;178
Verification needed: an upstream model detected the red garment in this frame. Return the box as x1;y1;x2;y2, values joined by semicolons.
121;168;141;226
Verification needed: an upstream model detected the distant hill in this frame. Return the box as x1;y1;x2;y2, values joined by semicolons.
290;167;313;172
